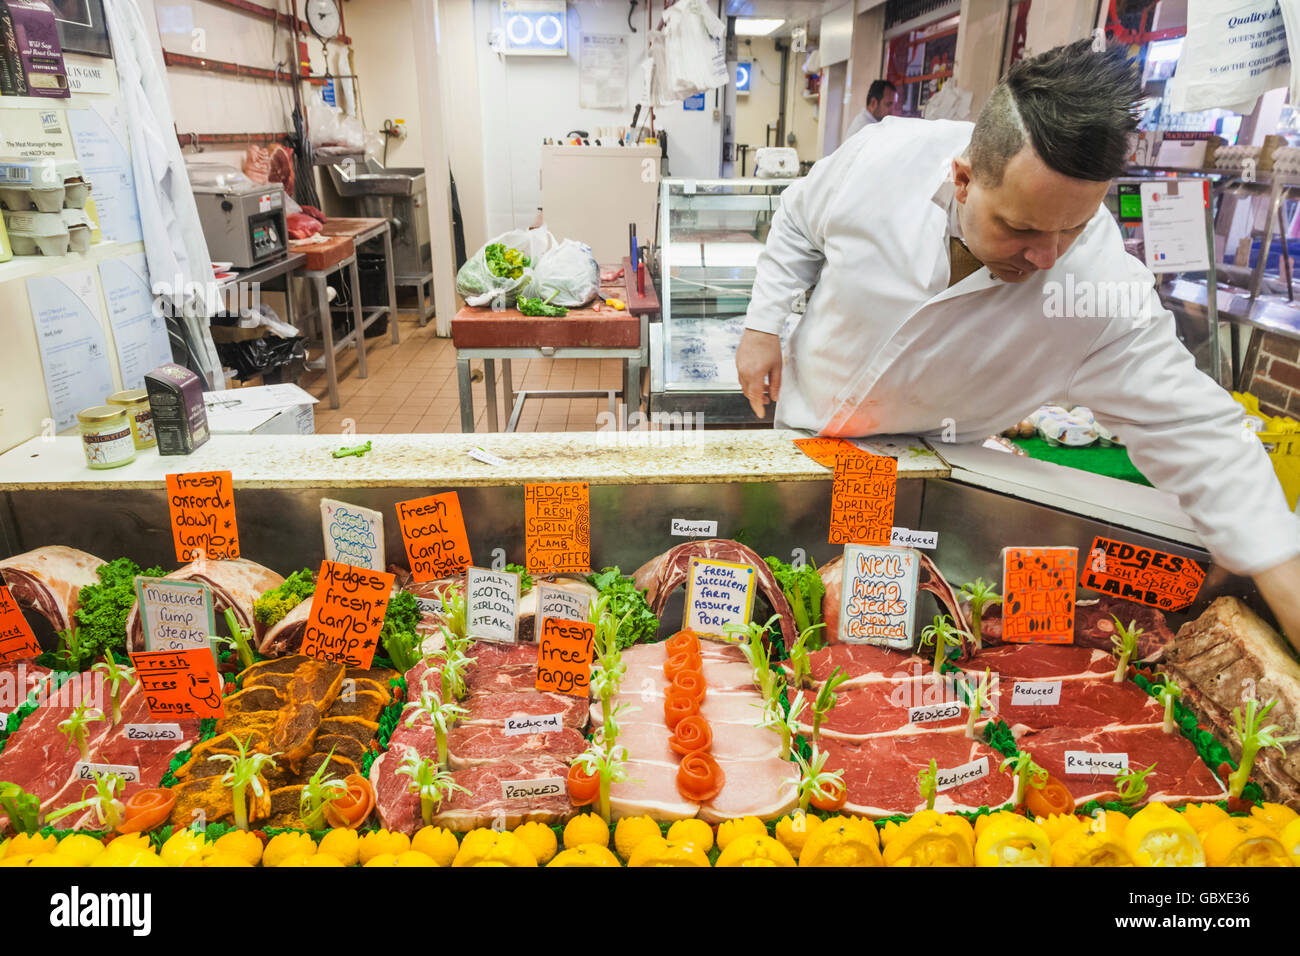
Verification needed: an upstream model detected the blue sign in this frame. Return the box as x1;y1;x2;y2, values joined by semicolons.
684;92;705;111
736;61;751;93
321;77;336;107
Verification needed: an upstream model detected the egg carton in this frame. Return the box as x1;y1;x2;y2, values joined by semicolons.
0;160;92;213
1272;147;1300;177
3;210;70;256
1210;144;1262;170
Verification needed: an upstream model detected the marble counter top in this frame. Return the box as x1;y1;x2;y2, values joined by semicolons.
0;430;950;490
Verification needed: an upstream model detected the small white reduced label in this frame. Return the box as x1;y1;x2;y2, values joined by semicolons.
1011;681;1062;706
503;713;565;735
1064;751;1129;775
469;446;508;467
124;723;185;741
74;761;140;783
908;701;962;724
501;776;566;801
415;597;443;617
671;518;718;538
935;757;988;792
891;527;938;550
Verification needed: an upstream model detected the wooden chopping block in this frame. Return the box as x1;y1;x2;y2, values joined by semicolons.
292;235;355;272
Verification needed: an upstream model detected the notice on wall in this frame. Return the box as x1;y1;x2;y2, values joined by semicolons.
129;647;225;719
536;584;591;641
524;482;590;574
99;254;169;390
395;492;472;581
321;499;385;572
579;33;628;110
1140;181;1210;273
829;452;897;546
682;557;756;637
68;101;144;244
467;567;520;644
26;270;117;432
0;107;73;159
535;617;595;698
166;471;239;563
0;585;40;666
134;577;215;651
838;544;919;650
1080;535;1205;612
300;560;395;669
1002;547;1077;644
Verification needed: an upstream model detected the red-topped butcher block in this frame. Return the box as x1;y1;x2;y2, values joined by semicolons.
452;301;640;350
290;235;355;271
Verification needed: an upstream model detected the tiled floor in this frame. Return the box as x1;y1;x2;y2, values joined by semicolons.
302;317;630;436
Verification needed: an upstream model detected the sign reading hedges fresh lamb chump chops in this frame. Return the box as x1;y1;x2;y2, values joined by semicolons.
1079;536;1205;611
300;560;395;669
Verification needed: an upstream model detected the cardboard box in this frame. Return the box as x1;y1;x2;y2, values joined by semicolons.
202;383;318;436
0;1;69;98
146;363;210;455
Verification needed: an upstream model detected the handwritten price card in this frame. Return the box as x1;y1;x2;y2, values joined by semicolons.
683;557;756;637
300;560;395;668
135;577;215;651
535;617;595;698
793;436;858;468
524;482;590;574
1002;547;1077;644
395;492;472;582
0;585;40;665
166;470;239;563
1080;536;1204;611
838;544;919;650
129;648;225;719
321;499;385;571
467;567;520;644
829;453;897;546
536;584;591;641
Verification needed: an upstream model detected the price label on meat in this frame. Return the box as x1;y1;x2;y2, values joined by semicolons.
935;757;989;792
1064;751;1128;775
467;567;520;644
1001;547;1077;644
524;482;590;574
134;577;215;651
129;647;225;719
1079;536;1205;611
501;776;566;801
300;560;395;669
838;544;919;650
829;453;897;546
0;584;40;665
793;436;857;468
683;557;756;637
166;470;239;563
536;617;594;698
395;492;472;582
321;498;385;572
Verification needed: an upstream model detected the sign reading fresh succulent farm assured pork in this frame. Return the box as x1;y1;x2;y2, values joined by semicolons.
165;470;239;562
0;584;40;665
321;498;386;572
829;453;897;546
467;567;520;644
838;544;919;650
299;560;395;668
1001;547;1077;644
535;617;594;698
524;482;590;574
1080;536;1204;611
394;492;472;581
683;557;756;637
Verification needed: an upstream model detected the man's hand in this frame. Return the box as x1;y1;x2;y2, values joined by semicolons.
1253;556;1300;656
736;329;783;418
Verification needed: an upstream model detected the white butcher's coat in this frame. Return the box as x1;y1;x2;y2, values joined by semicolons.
743;117;1299;575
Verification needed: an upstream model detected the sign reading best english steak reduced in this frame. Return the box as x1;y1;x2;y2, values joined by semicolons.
300;560;394;668
1002;546;1077;644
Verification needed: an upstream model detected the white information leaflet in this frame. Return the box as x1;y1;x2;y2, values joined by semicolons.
26;270;117;432
1140;181;1210;273
579;33;628;109
99;253;169;390
320;498;385;572
67;102;145;244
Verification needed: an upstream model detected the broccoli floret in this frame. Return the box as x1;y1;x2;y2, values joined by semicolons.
253;569;316;626
72;558;165;668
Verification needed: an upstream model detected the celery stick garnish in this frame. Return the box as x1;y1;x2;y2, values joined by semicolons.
1110;616;1141;683
958;578;1001;653
208;735;280;830
396;751;468;825
1228;698;1299;799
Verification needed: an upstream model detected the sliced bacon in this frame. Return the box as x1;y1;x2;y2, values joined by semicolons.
126;558;285;652
0;546;106;635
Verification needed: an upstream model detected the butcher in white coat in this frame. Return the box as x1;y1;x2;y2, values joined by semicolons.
736;40;1300;644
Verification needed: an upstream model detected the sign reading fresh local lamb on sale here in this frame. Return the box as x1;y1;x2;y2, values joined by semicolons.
321;498;386;572
1001;546;1077;644
683;557;756;637
394;492;472;582
467;567;520;644
839;544;919;650
1080;535;1205;611
299;560;395;669
165;470;240;563
134;577;215;651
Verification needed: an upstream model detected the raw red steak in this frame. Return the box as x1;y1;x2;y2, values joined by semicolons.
461;689;588;730
0;661;51;708
820;733;1015;817
999;679;1163;736
798;673;974;739
780;642;920;688
978;596;1173;662
958;644;1114;682
446;724;586;769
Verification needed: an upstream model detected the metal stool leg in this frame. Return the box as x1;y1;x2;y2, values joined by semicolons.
383;228;400;345
349;258;368;379
484;359;499;432
457;356;474;432
501;359;514;417
317;274;339;409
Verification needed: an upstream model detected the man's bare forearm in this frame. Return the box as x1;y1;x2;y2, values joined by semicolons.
1254;555;1300;655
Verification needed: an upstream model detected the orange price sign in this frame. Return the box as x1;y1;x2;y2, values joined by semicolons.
166;470;239;563
794;436;858;468
1002;547;1078;644
0;585;40;666
524;482;590;574
300;560;395;669
1080;536;1205;612
396;492;473;582
535;617;594;698
829;452;897;546
129;647;226;719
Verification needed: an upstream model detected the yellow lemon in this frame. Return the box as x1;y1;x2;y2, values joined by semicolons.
614;815;662;859
201;852;254;868
411;826;459;867
104;832;150;856
667;818;714;854
358;828;409;864
263;832;317;867
715;816;766;851
716;834;797;867
275;853;313;867
1251;802;1300;835
363;852;399;868
627;836;711;867
1182;802;1230;834
301;854;345;867
514;822;558;864
213;830;263;866
774;813;822;859
30;853;85;868
160;830;213;867
56;834;107;866
394;850;438;867
548;844;623;867
317;828;362;866
0;855;34;867
5;833;57;859
563;813;610;850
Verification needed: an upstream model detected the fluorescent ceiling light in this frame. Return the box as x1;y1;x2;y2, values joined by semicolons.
734;17;783;36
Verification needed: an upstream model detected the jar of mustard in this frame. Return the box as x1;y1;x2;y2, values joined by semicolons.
77;406;136;469
106;388;156;449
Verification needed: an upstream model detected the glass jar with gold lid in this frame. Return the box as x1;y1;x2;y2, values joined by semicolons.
77;405;136;469
106;388;156;449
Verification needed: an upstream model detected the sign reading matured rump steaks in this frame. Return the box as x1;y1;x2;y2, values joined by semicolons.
838;544;919;650
829;453;897;546
1001;547;1077;644
300;560;395;669
1080;535;1205;611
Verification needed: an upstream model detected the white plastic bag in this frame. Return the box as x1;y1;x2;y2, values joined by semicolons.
1169;0;1293;115
456;228;554;308
754;147;799;178
307;91;365;149
662;0;728;99
524;239;601;307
